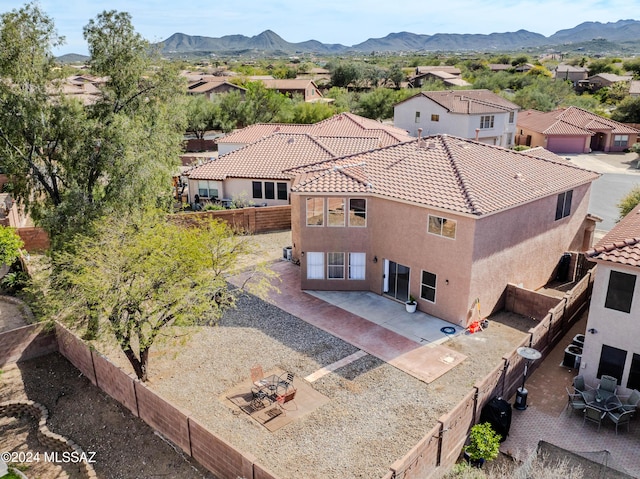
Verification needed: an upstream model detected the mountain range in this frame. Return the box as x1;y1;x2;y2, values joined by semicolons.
159;19;640;55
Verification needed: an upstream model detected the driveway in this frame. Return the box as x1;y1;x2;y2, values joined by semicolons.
566;152;640;232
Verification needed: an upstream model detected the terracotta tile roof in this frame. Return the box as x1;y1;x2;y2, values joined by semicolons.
519;147;569;162
310;112;413;143
188;80;244;93
518;107;639;135
186;133;381;181
216;124;312;145
587;203;640;268
216;112;413;147
395;90;519;115
289;135;599;216
261;79;318;90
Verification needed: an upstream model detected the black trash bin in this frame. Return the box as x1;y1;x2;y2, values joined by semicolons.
479;397;512;442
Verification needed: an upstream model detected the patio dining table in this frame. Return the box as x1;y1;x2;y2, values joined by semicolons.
581;390;623;413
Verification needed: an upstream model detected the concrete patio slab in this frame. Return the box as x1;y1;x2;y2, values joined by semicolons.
232;261;467;384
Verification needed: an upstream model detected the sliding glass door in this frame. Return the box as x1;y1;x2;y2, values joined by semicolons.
383;260;410;302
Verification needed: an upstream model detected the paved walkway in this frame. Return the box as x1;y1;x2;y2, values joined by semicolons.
501;312;640;477
235;261;467;384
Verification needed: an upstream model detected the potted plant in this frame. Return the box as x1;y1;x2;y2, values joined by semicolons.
463;422;501;468
405;295;417;313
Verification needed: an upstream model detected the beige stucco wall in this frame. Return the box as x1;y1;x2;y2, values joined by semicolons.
469;183;592;317
581;262;640;395
292;182;593;326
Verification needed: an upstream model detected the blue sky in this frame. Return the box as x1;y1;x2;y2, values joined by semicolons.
2;0;634;55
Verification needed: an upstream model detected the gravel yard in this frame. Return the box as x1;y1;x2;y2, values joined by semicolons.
95;285;533;478
1;230;535;479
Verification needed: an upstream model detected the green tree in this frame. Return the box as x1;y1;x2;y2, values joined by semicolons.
0;5;186;248
617;185;640;220
47;210;275;381
587;59;620;76
330;63;362;88
622;58;640;78
0;225;23;266
185;95;219;139
288;101;335;124
387;64;405;89
611;96;640;123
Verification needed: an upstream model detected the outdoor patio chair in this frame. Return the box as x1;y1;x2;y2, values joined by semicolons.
598;375;618;399
573;375;594;394
620;389;640;413
583;405;605;431
565;387;586;416
606;409;634;434
276;372;298;402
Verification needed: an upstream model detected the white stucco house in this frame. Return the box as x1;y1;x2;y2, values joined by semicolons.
581;202;640;395
393;90;519;148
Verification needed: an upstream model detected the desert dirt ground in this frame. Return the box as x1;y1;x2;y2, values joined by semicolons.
1;230;536;478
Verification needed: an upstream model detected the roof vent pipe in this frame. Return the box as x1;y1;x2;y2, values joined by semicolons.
475;128;480;141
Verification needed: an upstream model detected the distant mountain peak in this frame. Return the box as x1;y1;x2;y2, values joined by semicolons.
154;19;640;55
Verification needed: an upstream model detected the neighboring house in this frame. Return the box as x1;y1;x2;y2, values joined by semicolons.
629;80;640;97
581;202;640;395
408;66;463;88
260;79;324;102
578;73;632;92
187;79;246;100
287;135;599;327
553;64;589;86
216;112;413;156
185;133;382;206
393;89;519;147
516;107;640;153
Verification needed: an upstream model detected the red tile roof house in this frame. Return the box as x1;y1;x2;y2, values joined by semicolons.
393;90;519;147
186;133;382;206
187;113;413;206
216;112;413;156
287;135;600;327
187;79;247;100
516;106;640;154
260;79;324;102
581;202;640;394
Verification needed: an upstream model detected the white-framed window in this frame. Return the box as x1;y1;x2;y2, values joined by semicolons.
480;115;495;129
306;252;324;279
613;135;629;147
415;111;421;123
306;197;324;226
349;198;367;227
506;132;513;146
421;270;436;303
508;111;515;123
328;198;345;227
348;253;366;280
198;180;219;199
555;190;572;221
431;114;440;122
327;252;345;279
428;215;456;239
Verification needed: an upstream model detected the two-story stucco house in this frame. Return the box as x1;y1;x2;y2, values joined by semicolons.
581;203;640;395
393;90;519;147
288;135;599;327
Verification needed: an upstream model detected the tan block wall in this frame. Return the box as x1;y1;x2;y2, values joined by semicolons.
92;352;138;416
55;323;97;386
189;417;258;479
0;323;57;367
134;381;192;454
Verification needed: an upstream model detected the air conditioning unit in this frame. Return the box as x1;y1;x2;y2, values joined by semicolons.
563;345;583;369
282;246;292;261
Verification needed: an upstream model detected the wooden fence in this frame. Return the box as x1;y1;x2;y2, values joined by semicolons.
171;205;291;233
385;267;595;478
0;267;595;479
